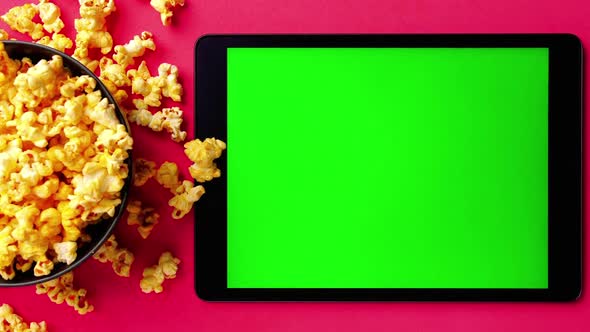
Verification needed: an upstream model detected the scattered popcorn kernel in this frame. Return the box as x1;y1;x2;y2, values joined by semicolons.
150;0;185;26
140;265;164;294
37;33;74;53
36;272;94;315
133;158;156;186
140;251;180;293
0;304;48;332
1;4;44;40
169;181;205;219
128;108;153;127
158;63;182;102
126;200;160;239
38;0;65;34
92;234;134;277
113;31;156;69
155;161;180;193
158;251;180;279
149;107;187;142
184;138;227;182
127;61;163;107
111;248;134;277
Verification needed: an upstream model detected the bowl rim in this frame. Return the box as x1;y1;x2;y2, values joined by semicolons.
0;40;133;287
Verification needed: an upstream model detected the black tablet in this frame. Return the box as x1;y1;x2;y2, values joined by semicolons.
194;34;583;301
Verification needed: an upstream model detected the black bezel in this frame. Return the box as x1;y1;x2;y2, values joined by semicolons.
195;34;583;301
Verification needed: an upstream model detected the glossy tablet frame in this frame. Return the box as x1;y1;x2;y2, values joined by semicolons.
195;34;583;301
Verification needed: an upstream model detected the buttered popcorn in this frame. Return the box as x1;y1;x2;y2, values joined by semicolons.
36;272;94;315
0;304;47;331
184;138;227;183
126;200;160;239
0;3;44;40
0;41;132;280
140;251;180;293
92;234;134;277
150;0;185;26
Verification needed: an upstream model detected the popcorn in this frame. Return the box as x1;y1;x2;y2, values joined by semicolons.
127;61;163;107
92;234;134;277
150;0;185;26
126;200;160;239
128;108;153;127
149;107;187;142
184;138;227;182
155;161;180;193
36;272;94;315
1;4;44;40
0;304;47;332
158;63;182;102
0;46;131;280
133;158;156;186
73;0;117;70
113;31;156;69
38;0;65;34
169;180;205;219
0;29;8;41
53;241;78;265
37;33;74;53
140;251;180;293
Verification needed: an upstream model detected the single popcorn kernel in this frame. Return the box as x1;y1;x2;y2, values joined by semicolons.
133;158;157;186
36;272;94;315
184;138;227;182
155;161;180;193
150;0;185;26
114;31;156;69
1;3;44;40
169;181;205;220
0;304;48;332
140;251;180;294
38;0;65;34
127;200;160;239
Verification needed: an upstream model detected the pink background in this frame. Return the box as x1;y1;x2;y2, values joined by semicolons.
1;0;589;331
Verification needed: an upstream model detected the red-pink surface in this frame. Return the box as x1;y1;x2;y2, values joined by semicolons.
0;0;588;331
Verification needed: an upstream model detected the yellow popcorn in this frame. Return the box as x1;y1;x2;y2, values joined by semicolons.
99;57;130;87
1;4;44;40
53;241;78;265
92;234;134;277
113;31;156;69
133;158;157;186
128;108;153;127
0;29;9;41
0;304;47;332
155;161;180;193
149;107;187;142
73;0;117;71
158;63;182;102
36;271;94;315
127;61;164;107
140;251;180;293
126;200;160;239
184;138;227;182
38;0;65;34
150;0;185;26
169;180;205;219
37;33;74;53
140;265;164;294
111;248;134;277
159;251;180;279
0;46;131;280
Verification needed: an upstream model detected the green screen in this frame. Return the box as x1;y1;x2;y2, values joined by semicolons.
227;48;548;289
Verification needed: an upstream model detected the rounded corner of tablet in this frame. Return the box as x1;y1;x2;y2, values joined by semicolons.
195;283;215;302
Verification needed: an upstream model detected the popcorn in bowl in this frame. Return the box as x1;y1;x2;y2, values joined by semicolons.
0;40;133;283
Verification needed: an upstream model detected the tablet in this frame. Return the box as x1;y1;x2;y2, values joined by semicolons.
194;34;583;301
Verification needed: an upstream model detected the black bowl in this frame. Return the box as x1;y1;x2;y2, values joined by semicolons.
0;41;133;287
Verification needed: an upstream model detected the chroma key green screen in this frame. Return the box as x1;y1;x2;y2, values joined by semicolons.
226;48;549;289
